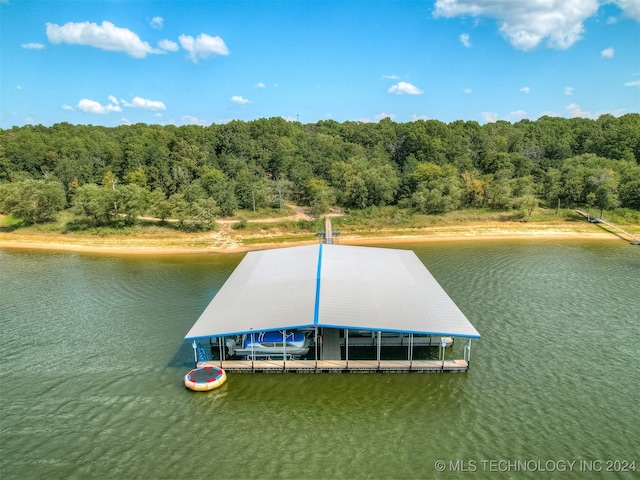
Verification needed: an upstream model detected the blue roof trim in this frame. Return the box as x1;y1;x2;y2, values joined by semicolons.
184;324;480;341
313;243;323;325
185;324;318;340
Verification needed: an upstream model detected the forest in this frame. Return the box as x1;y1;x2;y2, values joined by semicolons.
1;114;639;230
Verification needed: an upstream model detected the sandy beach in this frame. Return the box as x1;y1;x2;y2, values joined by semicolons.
0;220;624;255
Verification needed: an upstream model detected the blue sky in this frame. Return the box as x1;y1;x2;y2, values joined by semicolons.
1;0;639;128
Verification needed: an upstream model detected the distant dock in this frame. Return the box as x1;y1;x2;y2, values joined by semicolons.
575;209;640;244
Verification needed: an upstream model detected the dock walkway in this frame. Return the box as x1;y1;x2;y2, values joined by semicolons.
201;359;469;373
575;209;639;243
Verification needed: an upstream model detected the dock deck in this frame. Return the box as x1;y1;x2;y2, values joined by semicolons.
201;359;469;373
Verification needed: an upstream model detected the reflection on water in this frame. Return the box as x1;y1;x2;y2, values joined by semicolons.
1;239;638;479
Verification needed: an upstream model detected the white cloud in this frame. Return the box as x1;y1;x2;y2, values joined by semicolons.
388;81;423;95
255;82;266;88
614;0;640;21
459;33;472;47
566;103;592;118
121;118;133;126
179;33;229;63
482;111;498;123
464;88;472;94
108;95;119;105
509;110;528;121
61;104;74;111
231;95;250;105
564;86;574;95
21;42;45;50
412;114;430;121
624;80;640;87
433;0;600;50
150;17;163;30
158;39;179;52
181;115;207;125
77;98;122;114
520;86;531;94
125;96;166;111
382;74;400;80
601;47;614;58
375;112;396;121
46;21;162;58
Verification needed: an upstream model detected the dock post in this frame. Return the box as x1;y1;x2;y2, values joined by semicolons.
409;333;413;371
192;340;199;367
464;338;472;366
345;329;349;370
283;329;287;371
250;330;255;372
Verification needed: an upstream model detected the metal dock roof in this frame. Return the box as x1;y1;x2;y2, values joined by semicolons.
184;243;480;340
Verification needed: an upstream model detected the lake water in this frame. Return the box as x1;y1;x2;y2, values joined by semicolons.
1;239;639;479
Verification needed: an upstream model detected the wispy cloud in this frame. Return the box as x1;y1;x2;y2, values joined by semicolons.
459;33;471;47
255;82;266;88
150;17;163;30
624;80;640;87
464;88;472;94
179;33;229;63
482;111;498;123
520;86;531;94
21;42;46;50
566;103;592;118
46;21;163;58
601;47;614;58
509;110;528;121
158;39;179;52
231;95;250;105
388;82;423;95
375;112;396;121
564;86;574;95
382;74;399;80
181;115;207;125
123;96;166;111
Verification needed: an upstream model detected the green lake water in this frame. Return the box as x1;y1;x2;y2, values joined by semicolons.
1;239;639;479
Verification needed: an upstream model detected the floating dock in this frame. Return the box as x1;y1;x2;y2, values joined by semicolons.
200;331;467;373
200;359;469;373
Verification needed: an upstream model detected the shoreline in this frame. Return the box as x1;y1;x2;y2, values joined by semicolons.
0;221;624;255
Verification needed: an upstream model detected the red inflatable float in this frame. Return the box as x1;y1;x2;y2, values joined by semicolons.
184;366;227;391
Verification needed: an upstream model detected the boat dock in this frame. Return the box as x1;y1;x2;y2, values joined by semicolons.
575;209;640;244
201;332;467;373
201;359;469;373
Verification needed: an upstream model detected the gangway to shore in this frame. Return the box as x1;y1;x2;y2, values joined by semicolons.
574;209;640;244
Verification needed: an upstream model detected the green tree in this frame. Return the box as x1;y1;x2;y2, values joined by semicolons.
588;169;619;217
0;179;66;224
306;178;334;218
116;184;150;225
72;184;114;225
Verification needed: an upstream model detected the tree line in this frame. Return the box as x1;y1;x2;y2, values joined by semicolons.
1;114;639;229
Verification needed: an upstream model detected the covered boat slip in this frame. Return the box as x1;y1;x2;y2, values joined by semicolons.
184;243;480;373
